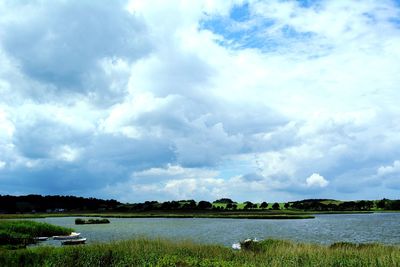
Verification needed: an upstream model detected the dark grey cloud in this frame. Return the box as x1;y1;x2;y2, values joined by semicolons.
1;0;151;100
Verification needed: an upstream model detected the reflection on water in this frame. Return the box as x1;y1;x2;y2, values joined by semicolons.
32;213;400;247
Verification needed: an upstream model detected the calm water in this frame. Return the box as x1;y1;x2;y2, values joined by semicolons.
33;213;400;246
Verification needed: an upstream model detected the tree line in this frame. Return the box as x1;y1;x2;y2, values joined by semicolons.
1;195;399;213
0;195;120;213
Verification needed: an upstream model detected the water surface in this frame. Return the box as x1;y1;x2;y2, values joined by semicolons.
33;213;400;246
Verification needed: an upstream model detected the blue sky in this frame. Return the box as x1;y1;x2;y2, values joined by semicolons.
0;0;400;202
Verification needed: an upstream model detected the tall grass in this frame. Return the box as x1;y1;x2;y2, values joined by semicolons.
0;238;399;266
0;220;73;247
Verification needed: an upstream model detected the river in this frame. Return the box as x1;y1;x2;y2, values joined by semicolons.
32;212;400;246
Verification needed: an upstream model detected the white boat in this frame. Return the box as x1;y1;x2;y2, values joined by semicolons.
34;237;49;241
232;243;241;250
61;238;87;245
53;232;81;240
232;238;259;250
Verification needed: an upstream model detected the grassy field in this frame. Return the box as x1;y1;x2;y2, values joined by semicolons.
0;220;73;248
0;238;399;266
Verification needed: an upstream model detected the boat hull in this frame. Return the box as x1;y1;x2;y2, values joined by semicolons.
53;232;81;240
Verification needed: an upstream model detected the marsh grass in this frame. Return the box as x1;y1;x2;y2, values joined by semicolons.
0;220;73;248
0;238;399;266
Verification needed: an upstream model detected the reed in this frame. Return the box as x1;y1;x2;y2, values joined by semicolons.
0;220;73;248
0;238;398;266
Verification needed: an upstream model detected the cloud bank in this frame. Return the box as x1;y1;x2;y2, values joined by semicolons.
0;0;400;202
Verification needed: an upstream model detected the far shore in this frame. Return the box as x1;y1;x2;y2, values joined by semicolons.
0;210;389;220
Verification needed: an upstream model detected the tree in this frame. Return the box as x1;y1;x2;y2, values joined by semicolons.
197;201;212;210
260;202;268;209
213;198;234;204
284;202;290;209
244;201;254;209
377;199;387;209
272;202;280;210
226;203;233;209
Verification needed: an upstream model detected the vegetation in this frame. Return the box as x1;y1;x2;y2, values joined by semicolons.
0;195;119;213
0;221;73;248
0;238;399;266
1;194;400;216
75;218;110;225
213;198;235;204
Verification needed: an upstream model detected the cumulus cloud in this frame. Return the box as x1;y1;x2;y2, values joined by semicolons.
306;173;329;188
0;0;400;201
0;0;151;105
377;160;400;177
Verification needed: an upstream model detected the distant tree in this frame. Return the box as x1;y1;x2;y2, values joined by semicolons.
213;198;234;204
284;202;290;209
244;201;254;210
387;200;400;210
377;199;387;209
161;201;180;210
197;201;212;210
272;202;280;210
181;201;196;210
260;202;268;209
231;204;237;210
226;203;233;209
0;194;121;213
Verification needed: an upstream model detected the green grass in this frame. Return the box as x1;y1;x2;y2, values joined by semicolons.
0;221;73;248
0;238;399;266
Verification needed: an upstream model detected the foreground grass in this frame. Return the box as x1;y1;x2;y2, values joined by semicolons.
0;238;399;267
0;221;73;248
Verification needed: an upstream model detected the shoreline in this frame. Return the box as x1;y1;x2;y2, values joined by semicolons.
1;210;393;220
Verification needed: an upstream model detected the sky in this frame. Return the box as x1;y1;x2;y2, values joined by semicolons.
0;0;400;203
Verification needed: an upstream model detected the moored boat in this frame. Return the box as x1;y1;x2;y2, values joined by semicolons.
34;237;49;241
53;232;81;240
61;238;87;245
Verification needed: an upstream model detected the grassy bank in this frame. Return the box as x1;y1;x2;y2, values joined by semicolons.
0;221;73;248
1;238;399;266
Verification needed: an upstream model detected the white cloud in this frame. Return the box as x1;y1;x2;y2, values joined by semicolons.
306;173;329;188
0;161;6;169
0;0;400;201
54;145;81;162
377;160;400;177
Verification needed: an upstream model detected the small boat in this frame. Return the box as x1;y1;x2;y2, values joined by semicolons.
232;238;259;250
61;238;87;245
232;243;241;250
34;237;49;241
53;232;81;240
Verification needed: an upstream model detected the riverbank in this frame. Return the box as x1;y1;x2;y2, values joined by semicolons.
1;238;399;266
0;212;315;220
